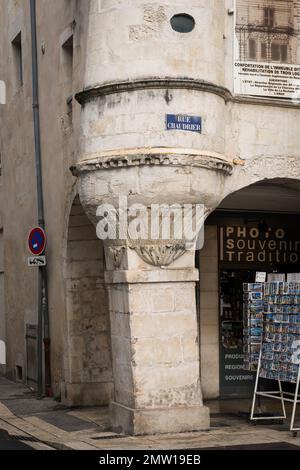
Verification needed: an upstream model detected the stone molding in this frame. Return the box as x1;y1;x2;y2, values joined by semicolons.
71;149;234;176
75;77;232;105
75;77;300;109
104;268;199;285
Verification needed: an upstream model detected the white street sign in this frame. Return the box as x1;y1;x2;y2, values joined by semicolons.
28;256;46;267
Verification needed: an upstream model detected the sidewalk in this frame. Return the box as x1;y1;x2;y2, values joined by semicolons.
0;376;300;450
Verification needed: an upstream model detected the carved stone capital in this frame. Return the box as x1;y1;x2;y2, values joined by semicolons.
107;245;126;269
132;243;186;267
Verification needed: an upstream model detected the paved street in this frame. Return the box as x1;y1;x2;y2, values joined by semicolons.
0;376;299;450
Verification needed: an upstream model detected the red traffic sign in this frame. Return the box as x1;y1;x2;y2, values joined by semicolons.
28;227;46;256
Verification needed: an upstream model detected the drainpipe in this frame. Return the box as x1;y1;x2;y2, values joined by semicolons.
29;0;51;398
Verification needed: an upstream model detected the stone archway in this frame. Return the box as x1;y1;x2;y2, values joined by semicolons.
218;155;300;211
61;195;114;406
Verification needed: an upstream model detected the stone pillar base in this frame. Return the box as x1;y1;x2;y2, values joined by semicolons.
110;401;210;435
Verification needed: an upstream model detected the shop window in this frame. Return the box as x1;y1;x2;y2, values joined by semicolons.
12;32;23;88
249;39;256;60
264;7;275;28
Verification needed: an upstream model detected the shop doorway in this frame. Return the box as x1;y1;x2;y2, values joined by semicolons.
200;178;300;405
219;269;257;398
217;218;300;399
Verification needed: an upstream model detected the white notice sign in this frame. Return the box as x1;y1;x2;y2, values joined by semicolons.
28;256;46;267
234;0;300;100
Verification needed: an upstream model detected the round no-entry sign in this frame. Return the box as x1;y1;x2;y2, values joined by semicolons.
28;227;46;256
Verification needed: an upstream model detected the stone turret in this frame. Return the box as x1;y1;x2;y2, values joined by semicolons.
74;0;232;222
71;0;235;434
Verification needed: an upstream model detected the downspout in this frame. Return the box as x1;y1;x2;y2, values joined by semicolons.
29;0;51;397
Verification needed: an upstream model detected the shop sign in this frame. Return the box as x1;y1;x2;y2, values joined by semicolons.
220;322;255;396
222;351;254;385
220;225;300;264
234;0;300;100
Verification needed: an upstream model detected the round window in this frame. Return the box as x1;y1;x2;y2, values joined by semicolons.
170;14;195;33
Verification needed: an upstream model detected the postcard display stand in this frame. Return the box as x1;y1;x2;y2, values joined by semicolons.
250;282;300;435
243;283;264;371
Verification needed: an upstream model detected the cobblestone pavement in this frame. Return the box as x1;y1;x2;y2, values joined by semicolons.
0;377;299;450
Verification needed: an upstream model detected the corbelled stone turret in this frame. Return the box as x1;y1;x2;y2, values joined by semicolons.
71;1;300;434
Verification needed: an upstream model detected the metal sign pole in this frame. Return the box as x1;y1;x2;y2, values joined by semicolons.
250;348;262;420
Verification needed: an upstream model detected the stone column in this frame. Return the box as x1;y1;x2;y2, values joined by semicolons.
104;244;209;435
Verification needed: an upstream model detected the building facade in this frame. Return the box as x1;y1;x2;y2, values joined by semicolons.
236;0;298;63
0;0;300;435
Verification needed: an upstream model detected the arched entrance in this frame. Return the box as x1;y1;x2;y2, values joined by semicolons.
199;178;300;412
62;195;114;406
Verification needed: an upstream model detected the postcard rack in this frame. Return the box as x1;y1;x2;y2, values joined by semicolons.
243;283;264;371
250;282;300;435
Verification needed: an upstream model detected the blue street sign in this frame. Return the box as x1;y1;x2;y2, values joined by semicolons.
166;114;202;133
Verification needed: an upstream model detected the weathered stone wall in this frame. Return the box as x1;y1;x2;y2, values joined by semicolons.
0;0;91;393
78;90;226;159
62;196;113;405
85;0;225;86
0;0;39;383
0;229;5;375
